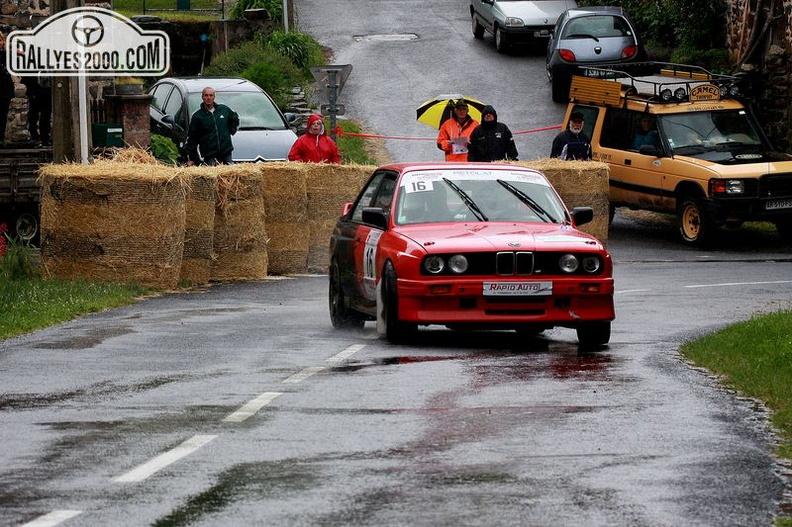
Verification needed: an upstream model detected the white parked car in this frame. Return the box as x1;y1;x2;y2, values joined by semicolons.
470;0;578;53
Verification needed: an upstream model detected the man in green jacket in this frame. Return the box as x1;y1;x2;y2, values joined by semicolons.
186;87;240;166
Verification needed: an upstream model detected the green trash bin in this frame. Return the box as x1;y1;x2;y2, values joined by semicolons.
92;123;124;148
177;0;190;10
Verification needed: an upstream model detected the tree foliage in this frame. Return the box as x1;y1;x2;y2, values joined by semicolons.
578;1;729;65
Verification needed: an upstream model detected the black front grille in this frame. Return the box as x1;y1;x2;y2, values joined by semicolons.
421;251;605;276
496;251;534;275
760;173;792;198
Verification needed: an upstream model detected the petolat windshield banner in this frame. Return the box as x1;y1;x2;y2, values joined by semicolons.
6;7;170;76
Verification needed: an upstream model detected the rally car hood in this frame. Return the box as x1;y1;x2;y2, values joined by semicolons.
398;222;603;252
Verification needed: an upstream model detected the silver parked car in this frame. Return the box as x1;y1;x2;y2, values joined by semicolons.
148;77;298;163
546;6;645;102
470;0;578;53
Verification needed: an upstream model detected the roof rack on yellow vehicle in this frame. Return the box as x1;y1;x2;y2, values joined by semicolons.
569;62;742;107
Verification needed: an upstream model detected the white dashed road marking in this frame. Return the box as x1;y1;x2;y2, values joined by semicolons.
223;392;283;423
685;280;792;289
327;344;366;363
282;366;325;384
113;434;217;483
20;510;82;527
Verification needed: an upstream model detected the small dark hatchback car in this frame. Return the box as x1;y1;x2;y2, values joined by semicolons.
148;77;297;163
329;163;615;347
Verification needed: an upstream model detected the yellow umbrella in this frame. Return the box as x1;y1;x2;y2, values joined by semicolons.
416;94;486;130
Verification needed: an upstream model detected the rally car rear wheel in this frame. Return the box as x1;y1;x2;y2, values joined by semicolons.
329;263;365;329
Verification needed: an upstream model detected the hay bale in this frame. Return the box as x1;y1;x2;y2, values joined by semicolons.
38;161;187;289
304;163;372;273
211;165;268;281
259;162;310;275
516;159;610;244
181;169;217;285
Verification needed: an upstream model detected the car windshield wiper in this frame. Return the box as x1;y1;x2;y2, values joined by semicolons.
442;178;488;221
672;145;707;155
496;179;557;223
240;126;279;131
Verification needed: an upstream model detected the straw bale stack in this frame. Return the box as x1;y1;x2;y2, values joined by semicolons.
259;162;309;275
303;163;372;273
211;164;268;281
516;159;610;243
181;167;217;285
38;160;187;289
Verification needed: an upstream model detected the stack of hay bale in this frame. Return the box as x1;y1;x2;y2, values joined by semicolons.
37;152;610;289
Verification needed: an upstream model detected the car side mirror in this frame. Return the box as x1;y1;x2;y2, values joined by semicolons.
362;207;389;230
638;144;662;157
570;207;593;227
283;112;297;124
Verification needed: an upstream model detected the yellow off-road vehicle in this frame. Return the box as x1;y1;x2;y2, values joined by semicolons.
564;62;792;245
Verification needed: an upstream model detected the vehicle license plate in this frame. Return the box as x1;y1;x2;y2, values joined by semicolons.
533;30;550;37
483;281;552;296
766;198;792;211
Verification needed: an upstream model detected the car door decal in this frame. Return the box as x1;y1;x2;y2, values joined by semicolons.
363;229;382;300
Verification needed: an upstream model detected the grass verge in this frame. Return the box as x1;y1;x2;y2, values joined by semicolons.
0;278;151;341
680;310;792;525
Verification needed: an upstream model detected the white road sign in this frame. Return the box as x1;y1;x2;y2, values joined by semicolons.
6;7;170;76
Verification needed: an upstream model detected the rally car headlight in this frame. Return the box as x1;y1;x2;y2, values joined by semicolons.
582;255;601;273
559;254;579;273
424;256;445;274
448;254;469;274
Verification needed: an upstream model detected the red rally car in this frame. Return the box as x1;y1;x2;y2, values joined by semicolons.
328;163;615;346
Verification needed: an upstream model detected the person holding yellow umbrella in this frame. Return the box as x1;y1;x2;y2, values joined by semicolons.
435;99;479;161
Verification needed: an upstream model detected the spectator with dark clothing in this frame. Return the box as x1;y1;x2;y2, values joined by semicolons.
186;86;239;166
467;105;519;162
550;111;592;160
288;113;341;164
0;32;15;147
21;76;52;145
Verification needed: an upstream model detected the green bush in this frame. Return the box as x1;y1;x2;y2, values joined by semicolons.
203;41;305;110
260;30;325;73
150;134;180;165
0;237;38;281
229;0;282;21
578;0;728;63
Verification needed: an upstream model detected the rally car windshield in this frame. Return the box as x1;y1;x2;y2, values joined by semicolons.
661;110;764;156
395;170;567;225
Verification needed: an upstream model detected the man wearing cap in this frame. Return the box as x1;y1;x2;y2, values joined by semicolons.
436;100;479;162
550;111;592;160
468;105;519;162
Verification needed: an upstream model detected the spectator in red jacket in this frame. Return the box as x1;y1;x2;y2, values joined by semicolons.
288;114;341;164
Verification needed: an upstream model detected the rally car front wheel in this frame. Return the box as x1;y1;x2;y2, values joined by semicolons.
377;262;417;343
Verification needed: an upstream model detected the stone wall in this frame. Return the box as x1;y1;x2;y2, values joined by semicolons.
726;0;792;151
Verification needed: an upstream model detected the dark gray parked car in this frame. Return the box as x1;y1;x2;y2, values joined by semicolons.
148;77;297;163
546;6;645;102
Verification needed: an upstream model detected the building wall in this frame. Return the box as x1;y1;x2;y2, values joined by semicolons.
726;0;792;150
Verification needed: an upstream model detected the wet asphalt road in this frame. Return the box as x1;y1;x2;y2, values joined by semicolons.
1;217;791;526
